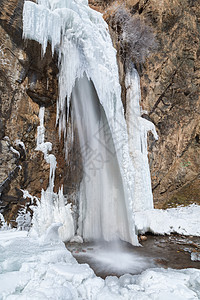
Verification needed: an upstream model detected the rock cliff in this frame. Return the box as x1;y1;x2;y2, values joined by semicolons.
0;0;199;225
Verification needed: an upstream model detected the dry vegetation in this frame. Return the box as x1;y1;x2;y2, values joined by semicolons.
104;2;156;67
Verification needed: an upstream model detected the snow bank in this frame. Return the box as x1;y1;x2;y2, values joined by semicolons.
0;230;200;299
135;205;200;236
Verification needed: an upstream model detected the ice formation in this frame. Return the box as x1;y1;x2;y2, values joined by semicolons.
31;106;74;241
23;0;139;245
22;0;157;245
14;139;26;151
16;208;32;231
126;67;158;211
134;204;200;236
0;230;200;299
10;146;20;157
41;222;63;244
0;214;10;231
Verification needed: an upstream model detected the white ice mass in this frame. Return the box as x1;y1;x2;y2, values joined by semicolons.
134;204;200;236
125;67;158;211
23;0;154;245
0;229;200;299
31;106;74;241
22;0;160;245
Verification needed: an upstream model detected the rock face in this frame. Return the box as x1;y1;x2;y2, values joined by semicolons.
0;0;199;225
135;0;200;208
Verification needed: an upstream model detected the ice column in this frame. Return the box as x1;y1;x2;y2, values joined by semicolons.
126;67;158;211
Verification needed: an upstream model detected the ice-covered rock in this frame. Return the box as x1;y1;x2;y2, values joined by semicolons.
134;204;200;236
40;222;63;244
191;252;200;262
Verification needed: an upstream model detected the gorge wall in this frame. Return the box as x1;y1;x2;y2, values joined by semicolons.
0;0;199;224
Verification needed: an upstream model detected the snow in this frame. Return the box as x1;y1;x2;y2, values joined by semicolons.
0;214;10;231
9;146;20;157
0;229;200;299
21;189;38;203
14;140;26;151
191;252;200;262
70;235;83;243
134;204;200;236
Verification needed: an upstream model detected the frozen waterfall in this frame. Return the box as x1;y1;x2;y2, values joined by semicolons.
72;74;132;243
23;0;156;246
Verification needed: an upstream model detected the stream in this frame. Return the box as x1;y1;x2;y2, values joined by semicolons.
66;235;200;279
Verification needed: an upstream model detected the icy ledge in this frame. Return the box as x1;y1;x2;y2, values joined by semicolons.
134;204;200;236
0;229;200;299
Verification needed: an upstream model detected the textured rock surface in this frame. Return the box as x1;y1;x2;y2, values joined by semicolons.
0;0;199;225
135;0;200;208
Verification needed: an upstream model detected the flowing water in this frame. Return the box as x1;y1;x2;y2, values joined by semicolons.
66;235;200;278
72;75;132;243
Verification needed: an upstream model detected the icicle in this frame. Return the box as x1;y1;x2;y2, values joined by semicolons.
35;106;56;191
0;214;10;231
29;106;74;241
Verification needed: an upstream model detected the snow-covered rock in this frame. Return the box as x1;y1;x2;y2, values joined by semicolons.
134;204;200;236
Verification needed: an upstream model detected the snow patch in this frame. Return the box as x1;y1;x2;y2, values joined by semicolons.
191;252;200;262
0;214;10;231
134;205;200;236
0;230;200;299
14;139;26;151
